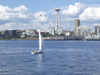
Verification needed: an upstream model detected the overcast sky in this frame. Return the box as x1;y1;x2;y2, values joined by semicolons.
0;0;100;31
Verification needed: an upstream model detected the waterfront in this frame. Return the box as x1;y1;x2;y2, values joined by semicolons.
0;40;100;75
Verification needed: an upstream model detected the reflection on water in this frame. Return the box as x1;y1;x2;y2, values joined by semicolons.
37;54;44;67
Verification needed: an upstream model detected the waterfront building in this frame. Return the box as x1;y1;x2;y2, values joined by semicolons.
77;26;83;36
21;32;26;38
50;36;64;39
0;32;2;37
64;36;84;40
77;26;91;37
25;29;34;37
37;29;45;32
16;30;21;36
85;35;100;39
5;29;17;37
49;27;55;35
56;27;62;34
75;19;80;35
95;26;100;35
92;35;100;39
63;30;71;36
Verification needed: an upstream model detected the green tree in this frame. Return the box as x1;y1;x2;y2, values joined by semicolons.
60;33;65;36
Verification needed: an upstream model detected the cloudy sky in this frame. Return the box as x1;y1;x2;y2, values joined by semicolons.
0;0;100;31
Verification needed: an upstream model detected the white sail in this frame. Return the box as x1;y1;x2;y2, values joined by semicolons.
39;31;44;51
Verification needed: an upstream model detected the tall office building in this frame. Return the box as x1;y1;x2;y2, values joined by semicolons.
49;27;55;35
75;19;80;35
95;26;100;35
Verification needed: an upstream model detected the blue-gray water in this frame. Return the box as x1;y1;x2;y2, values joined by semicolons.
0;40;100;75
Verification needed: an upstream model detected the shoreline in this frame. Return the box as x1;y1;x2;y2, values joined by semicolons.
0;38;100;41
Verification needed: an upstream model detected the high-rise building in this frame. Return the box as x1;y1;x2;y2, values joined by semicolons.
77;26;91;37
75;19;80;35
49;27;55;35
95;26;100;35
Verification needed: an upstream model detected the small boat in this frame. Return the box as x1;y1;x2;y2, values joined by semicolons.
31;31;44;54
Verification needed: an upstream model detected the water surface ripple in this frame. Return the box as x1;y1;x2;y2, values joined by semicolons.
0;40;100;75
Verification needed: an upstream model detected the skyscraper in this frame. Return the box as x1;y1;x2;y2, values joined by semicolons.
75;19;80;35
95;26;100;35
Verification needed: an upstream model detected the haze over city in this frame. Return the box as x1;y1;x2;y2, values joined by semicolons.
0;0;100;31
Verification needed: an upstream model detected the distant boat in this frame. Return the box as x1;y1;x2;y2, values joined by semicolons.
31;31;44;54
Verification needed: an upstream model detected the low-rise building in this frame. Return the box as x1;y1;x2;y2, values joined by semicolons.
85;35;100;39
56;27;62;34
21;32;26;38
63;30;71;36
50;36;64;39
25;29;35;37
49;27;55;35
16;30;21;36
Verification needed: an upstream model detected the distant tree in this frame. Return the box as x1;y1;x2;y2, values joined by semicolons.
54;34;60;36
41;34;52;37
33;30;37;32
42;34;46;37
60;33;65;36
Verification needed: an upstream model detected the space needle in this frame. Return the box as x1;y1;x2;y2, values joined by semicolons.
49;7;62;35
55;7;60;28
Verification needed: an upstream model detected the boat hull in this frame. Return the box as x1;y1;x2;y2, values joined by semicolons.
31;51;43;54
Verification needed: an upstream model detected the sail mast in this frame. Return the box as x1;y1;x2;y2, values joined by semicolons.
39;31;41;50
39;30;44;51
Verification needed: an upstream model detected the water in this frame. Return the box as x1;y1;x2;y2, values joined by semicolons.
0;40;100;75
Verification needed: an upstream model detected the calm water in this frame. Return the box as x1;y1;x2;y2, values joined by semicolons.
0;40;100;75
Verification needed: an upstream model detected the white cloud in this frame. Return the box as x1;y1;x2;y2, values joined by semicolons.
0;5;49;30
34;11;48;22
0;5;30;21
0;22;16;30
79;7;100;21
61;18;75;21
1;3;100;31
14;5;29;13
0;5;48;31
62;2;87;17
93;23;100;26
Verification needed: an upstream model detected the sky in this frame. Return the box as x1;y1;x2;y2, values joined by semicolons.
0;0;100;31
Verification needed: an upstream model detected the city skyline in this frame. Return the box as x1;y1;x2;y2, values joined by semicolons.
0;0;100;31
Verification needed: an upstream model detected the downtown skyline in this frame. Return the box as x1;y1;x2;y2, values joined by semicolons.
0;0;100;31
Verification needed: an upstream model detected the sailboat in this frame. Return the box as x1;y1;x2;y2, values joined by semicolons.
31;31;44;54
